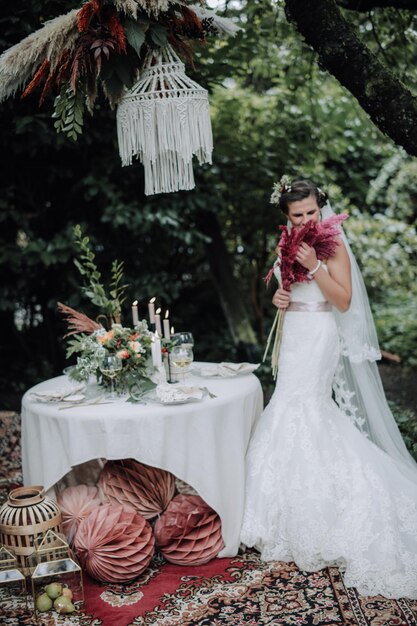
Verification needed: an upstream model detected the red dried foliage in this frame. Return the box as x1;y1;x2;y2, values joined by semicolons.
21;59;51;100
78;0;102;33
106;12;127;54
265;213;348;290
71;24;122;91
181;6;204;30
54;49;73;88
39;70;55;105
168;33;195;68
166;4;205;65
172;6;204;39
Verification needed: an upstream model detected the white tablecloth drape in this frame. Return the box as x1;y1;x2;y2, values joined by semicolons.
21;368;263;557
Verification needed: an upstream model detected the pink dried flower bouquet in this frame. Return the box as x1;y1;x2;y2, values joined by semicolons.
264;213;348;378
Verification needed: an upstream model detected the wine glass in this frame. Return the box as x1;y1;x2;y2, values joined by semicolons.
172;332;194;348
100;355;122;398
170;345;194;381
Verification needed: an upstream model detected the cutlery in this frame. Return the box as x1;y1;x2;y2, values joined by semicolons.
58;397;113;410
201;387;217;399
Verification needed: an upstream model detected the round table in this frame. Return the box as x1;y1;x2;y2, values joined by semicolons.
21;366;263;557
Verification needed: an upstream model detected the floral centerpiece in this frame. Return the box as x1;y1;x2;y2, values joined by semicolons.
59;225;156;398
65;321;154;391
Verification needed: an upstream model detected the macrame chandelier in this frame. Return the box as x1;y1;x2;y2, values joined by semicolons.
116;45;213;195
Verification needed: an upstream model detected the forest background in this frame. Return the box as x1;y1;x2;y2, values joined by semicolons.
1;0;416;450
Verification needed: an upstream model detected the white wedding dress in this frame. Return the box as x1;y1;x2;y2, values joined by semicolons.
240;270;417;599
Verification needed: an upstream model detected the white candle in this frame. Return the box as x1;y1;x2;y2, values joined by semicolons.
148;297;156;324
151;335;158;367
154;333;162;367
163;310;170;340
131;300;139;327
155;307;162;337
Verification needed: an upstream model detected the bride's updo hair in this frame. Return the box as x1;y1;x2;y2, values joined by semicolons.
279;179;328;215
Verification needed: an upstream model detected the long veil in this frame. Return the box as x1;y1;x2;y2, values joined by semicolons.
322;202;417;480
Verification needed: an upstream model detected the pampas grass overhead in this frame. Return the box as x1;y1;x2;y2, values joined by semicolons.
0;9;79;103
189;5;241;37
113;0;175;18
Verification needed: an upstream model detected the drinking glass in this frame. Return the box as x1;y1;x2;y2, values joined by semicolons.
172;332;194;348
100;355;122;398
170;345;194;381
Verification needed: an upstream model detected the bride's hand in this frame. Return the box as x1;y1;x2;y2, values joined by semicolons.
272;288;291;310
295;242;318;271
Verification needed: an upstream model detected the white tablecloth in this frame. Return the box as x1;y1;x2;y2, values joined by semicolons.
21;367;263;557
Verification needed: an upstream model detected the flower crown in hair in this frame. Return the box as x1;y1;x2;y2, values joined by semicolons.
270;175;292;205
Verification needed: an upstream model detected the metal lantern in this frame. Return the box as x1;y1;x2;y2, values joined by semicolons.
117;45;213;195
27;530;84;623
0;545;27;608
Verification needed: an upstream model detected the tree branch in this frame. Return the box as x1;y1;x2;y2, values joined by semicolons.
338;0;417;10
285;0;417;157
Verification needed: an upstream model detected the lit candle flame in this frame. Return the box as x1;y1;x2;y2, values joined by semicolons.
149;296;156;304
165;310;169;318
156;307;161;315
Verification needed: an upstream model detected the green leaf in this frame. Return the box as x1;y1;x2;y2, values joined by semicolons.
124;19;146;58
149;24;168;48
112;55;134;88
52;81;85;140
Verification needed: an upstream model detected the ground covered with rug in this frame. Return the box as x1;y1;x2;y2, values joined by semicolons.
1;411;417;626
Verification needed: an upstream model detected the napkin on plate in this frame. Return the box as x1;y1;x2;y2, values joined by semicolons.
28;383;86;403
155;384;204;404
197;362;259;378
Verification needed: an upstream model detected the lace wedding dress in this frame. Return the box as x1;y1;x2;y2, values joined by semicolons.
240;270;417;599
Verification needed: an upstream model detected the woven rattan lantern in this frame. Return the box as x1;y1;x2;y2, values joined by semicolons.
0;486;62;575
117;45;213;196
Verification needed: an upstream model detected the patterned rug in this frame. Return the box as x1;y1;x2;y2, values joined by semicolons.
1;411;417;626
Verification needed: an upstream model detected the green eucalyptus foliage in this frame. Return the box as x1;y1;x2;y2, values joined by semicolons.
72;225;129;320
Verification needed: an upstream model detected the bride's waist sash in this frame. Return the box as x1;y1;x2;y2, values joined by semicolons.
287;301;332;312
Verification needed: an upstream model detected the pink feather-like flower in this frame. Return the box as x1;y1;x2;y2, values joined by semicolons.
265;213;348;290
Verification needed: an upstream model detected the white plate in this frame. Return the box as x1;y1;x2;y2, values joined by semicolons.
29;383;86;403
157;396;204;406
147;385;206;405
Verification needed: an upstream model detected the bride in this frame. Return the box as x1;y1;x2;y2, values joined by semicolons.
240;177;417;599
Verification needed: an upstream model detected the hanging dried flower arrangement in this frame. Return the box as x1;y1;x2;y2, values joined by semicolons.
0;1;240;194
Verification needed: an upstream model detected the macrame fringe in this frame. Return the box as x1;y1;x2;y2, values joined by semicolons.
116;46;213;195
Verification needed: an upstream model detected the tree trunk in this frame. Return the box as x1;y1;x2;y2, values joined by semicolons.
338;0;417;10
196;210;261;362
285;0;417;156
